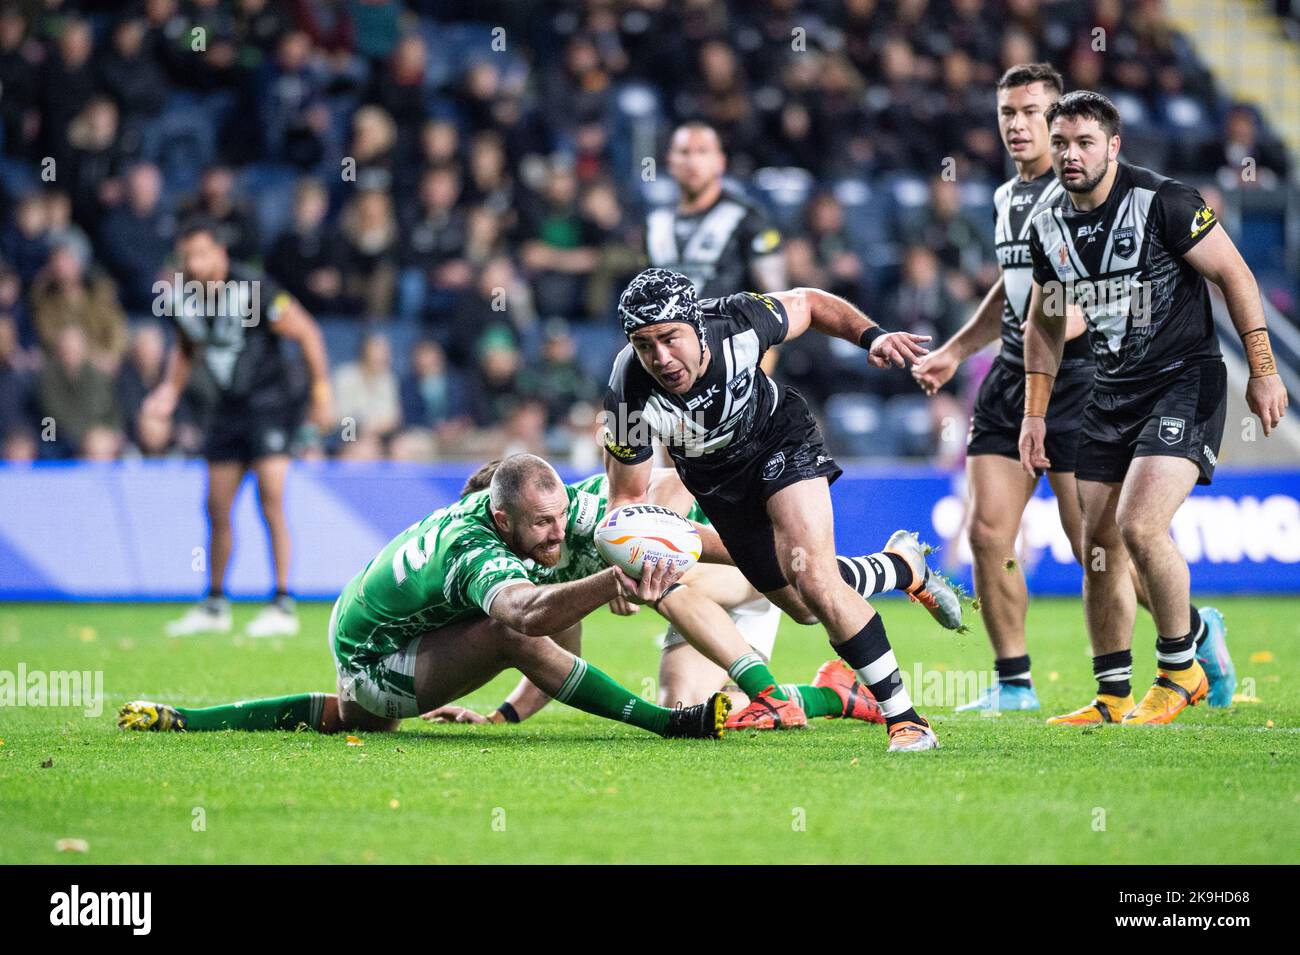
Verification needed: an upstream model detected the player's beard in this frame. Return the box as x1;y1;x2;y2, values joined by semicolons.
1060;154;1109;194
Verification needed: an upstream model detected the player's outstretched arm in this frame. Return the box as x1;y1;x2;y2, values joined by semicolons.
1182;228;1289;435
1019;279;1065;473
771;287;930;368
489;561;682;637
914;276;1005;395
272;300;334;431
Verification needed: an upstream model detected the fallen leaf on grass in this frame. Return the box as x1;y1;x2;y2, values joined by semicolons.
56;839;88;853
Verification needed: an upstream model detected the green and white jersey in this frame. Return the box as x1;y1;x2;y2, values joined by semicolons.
333;485;605;668
571;473;710;525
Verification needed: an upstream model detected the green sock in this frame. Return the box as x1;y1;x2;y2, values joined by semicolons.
552;658;672;736
780;684;843;718
727;652;787;700
177;693;327;731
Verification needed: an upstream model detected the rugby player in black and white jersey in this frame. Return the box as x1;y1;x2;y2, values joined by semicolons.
644;120;791;708
143;219;334;639
914;63;1089;715
602;268;964;751
1019;91;1288;726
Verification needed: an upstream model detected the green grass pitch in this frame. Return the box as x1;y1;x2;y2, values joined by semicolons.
1;597;1296;864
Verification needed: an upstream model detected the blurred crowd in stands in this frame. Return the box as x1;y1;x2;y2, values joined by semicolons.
0;0;1294;464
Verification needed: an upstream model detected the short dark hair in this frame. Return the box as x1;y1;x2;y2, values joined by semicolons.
997;62;1065;97
176;216;223;245
488;453;562;517
1045;90;1122;139
461;459;502;497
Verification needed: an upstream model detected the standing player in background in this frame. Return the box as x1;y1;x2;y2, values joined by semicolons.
914;64;1083;713
604;269;960;751
647;121;787;299
143;220;334;638
1020;92;1285;725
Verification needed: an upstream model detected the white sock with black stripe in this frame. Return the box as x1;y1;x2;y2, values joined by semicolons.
831;614;921;727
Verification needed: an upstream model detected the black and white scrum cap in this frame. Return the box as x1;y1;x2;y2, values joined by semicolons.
617;268;707;345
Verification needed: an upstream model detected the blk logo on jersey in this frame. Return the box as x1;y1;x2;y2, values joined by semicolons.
1113;228;1136;259
685;384;720;412
1159;416;1186;445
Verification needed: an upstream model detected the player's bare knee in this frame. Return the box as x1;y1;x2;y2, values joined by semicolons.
968;513;1015;557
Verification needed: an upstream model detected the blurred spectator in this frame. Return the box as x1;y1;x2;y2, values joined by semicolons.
43;191;93;273
0;193;51;285
347;105;398;194
37;325;122;456
97;163;175;312
875;245;964;398
372;33;430;133
256;29;330;167
1202;106;1289;190
463;132;515;215
41;17;97;161
267;178;357;315
333;333;400;442
467;325;524;427
397;164;471;322
917;177;995;277
448;257;533;366
0;315;34;444
2;427;37;462
63;96;126;226
0;6;40;159
179;167;259;264
234;0;292;61
804;191;869;303
519;319;599;428
339;187;397;318
519;163;600;318
398;338;471;437
97;15;168;149
29;243;128;373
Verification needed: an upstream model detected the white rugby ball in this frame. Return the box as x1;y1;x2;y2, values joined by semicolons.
595;504;701;579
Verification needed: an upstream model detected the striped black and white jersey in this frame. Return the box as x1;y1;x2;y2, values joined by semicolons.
993;168;1090;369
166;264;296;406
1029;162;1222;392
645;188;782;300
603;291;789;474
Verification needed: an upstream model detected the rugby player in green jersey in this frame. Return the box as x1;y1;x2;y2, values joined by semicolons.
425;462;943;729
117;454;729;739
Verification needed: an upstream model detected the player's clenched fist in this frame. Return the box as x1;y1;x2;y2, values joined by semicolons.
1018;416;1050;474
1246;374;1288;436
868;331;931;369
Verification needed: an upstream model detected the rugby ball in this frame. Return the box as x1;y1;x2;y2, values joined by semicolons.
595;504;701;579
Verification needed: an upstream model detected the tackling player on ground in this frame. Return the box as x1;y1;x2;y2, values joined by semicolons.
424;462;947;728
119;454;729;740
603;268;962;751
1020;91;1286;725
